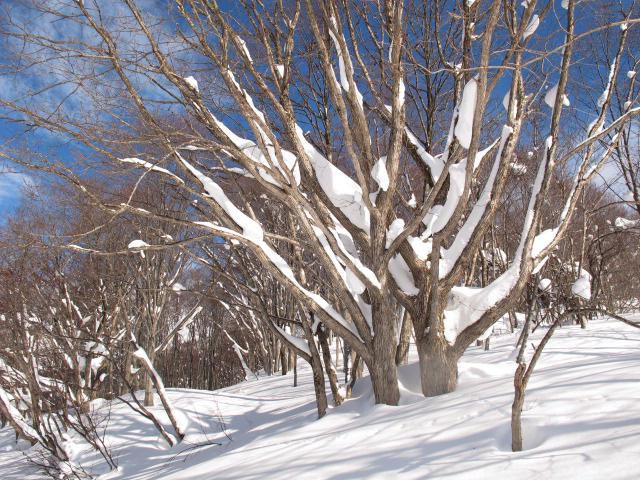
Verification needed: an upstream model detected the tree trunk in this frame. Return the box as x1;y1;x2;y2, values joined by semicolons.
318;325;344;406
369;313;400;405
417;338;458;397
309;351;328;418
300;312;328;418
511;363;525;452
346;354;361;399
144;374;154;407
293;353;298;387
369;361;400;405
280;345;288;375
144;346;157;406
395;311;412;366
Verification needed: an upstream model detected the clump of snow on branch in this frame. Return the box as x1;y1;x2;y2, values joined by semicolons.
176;152;265;242
119;158;185;184
388;255;419;296
237;38;253;63
454;78;478;149
571;269;592;300
614;217;639;230
128;240;149;249
328;17;364;108
405;128;444;180
183;76;199;92
274;324;310;356
544;83;570;108
128;240;150;257
372;156;390;191
522;15;540;40
386;218;405;248
538;278;552;291
598;62;618;108
295;126;370;232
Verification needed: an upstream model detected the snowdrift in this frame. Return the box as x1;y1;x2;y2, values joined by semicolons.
1;317;639;479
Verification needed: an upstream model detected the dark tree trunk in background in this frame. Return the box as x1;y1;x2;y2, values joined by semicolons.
396;311;412;366
318;325;344;406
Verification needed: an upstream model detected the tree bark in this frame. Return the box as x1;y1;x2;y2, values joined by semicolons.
346;354;361;399
280;344;289;375
309;351;328;418
511;363;525;451
395;311;412;366
368;307;400;405
293;353;298;387
318;325;344;406
144;361;155;407
417;337;458;397
300;312;328;418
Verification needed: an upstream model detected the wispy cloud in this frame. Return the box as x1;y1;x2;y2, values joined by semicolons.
0;172;35;202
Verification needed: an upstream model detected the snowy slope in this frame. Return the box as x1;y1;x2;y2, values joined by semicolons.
1;317;639;479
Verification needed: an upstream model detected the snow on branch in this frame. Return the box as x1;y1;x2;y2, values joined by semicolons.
176;151;264;242
295;127;370;233
443;135;554;344
131;338;186;441
155;305;203;354
223;330;256;380
0;385;40;444
388;254;419;296
522;15;540;41
119;157;185;184
189;215;362;344
571;269;592;300
273;323;310;357
454;78;478;150
328;16;364;109
405;128;444;181
440;126;513;278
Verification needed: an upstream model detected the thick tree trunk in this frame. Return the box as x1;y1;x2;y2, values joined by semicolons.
369;316;400;405
144;374;154;407
365;297;401;405
369;361;400;405
417;338;458;397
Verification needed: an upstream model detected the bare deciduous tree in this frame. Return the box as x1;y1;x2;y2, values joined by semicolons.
0;0;638;407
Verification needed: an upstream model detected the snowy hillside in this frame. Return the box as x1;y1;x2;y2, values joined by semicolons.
2;317;639;479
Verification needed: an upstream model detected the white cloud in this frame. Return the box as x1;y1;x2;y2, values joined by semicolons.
0;172;35;202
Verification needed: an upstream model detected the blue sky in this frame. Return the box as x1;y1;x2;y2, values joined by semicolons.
0;0;636;221
0;171;33;219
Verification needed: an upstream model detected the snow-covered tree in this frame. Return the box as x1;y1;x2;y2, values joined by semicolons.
1;0;639;405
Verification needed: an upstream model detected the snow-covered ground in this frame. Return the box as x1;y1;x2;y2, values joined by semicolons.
2;317;639;479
